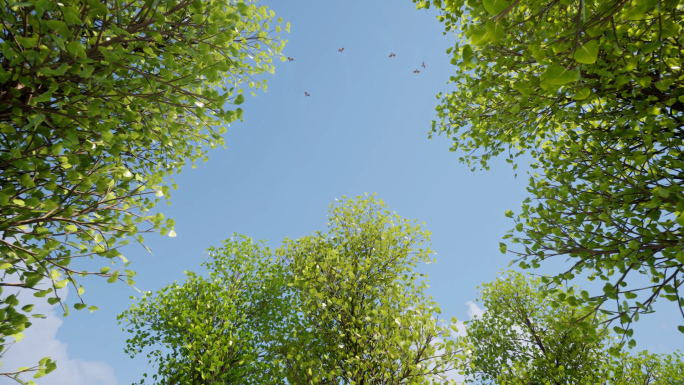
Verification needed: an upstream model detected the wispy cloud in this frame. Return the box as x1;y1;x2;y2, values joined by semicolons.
1;289;118;385
451;300;485;339
465;301;484;319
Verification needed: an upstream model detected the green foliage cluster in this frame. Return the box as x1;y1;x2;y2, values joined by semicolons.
276;195;460;384
464;272;609;384
120;196;463;385
414;0;684;344
609;350;684;385
120;235;287;384
463;271;684;384
0;0;286;381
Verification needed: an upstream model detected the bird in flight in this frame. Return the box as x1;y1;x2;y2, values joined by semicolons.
421;62;426;68
338;47;345;53
389;53;396;58
413;69;420;74
287;57;294;62
304;92;310;97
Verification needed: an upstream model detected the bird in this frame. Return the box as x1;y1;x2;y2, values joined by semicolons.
304;92;310;97
338;47;344;53
389;53;396;58
287;57;294;62
421;61;426;68
413;69;420;73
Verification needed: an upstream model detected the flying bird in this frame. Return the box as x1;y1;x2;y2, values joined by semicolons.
304;92;310;97
421;62;426;68
287;57;294;62
389;53;396;58
413;69;420;74
338;47;344;53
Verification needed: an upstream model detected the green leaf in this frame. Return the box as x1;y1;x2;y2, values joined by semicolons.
62;6;82;24
483;0;511;15
543;65;580;85
236;3;249;15
107;270;120;283
574;40;599;64
66;41;87;59
469;26;490;46
573;87;591;100
485;21;505;43
462;44;476;67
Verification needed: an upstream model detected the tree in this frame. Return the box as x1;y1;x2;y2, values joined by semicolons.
414;0;684;343
463;271;684;384
0;0;286;381
609;350;684;385
275;195;461;384
120;195;463;384
119;235;287;385
463;271;609;384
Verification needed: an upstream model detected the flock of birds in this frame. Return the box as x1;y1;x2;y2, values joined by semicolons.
286;48;427;97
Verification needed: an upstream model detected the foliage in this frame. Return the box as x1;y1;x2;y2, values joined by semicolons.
120;195;463;384
0;0;286;381
119;235;287;385
463;271;684;384
609;350;684;385
275;195;461;384
463;271;609;384
414;0;684;342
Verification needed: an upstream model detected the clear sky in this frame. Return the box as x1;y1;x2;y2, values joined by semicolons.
4;1;682;384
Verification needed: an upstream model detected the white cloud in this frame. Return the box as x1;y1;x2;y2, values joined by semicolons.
451;301;486;339
435;301;487;384
451;320;468;338
465;301;485;319
1;289;118;385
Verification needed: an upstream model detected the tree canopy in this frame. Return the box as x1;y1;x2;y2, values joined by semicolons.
0;0;286;381
120;195;463;384
414;0;684;343
119;235;287;385
276;195;460;384
463;271;684;384
463;272;609;384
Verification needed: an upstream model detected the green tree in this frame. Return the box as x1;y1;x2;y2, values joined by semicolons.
0;0;286;381
609;350;684;385
276;195;461;384
121;195;463;384
463;271;684;384
463;271;609;384
119;235;287;385
414;0;684;342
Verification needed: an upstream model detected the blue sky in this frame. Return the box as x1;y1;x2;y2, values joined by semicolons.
5;1;682;384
